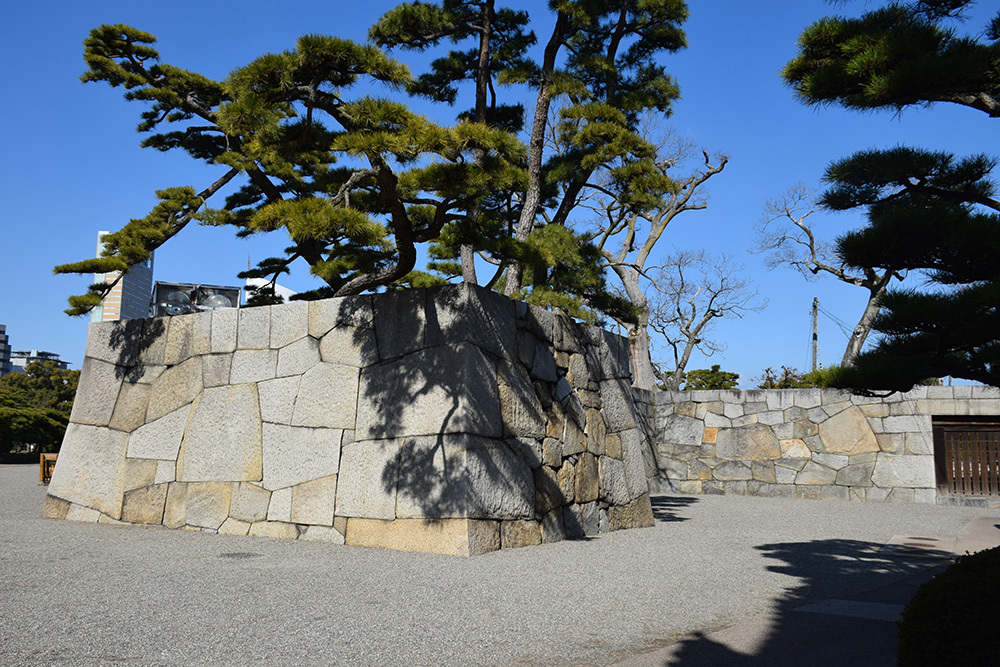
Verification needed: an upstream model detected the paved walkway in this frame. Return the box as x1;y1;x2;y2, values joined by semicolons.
2;464;998;666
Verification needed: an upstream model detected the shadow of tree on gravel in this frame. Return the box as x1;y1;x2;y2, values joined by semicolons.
658;538;950;666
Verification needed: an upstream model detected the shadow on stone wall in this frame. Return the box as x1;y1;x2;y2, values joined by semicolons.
358;286;534;522
107;318;165;383
659;538;943;666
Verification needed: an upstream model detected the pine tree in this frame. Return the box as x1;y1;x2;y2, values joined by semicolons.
55;25;524;314
782;1;1000;391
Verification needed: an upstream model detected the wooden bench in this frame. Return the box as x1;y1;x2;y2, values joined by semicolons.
40;453;58;484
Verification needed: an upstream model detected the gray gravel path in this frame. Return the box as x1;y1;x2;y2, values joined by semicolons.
1;464;996;666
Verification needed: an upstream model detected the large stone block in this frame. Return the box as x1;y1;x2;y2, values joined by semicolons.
40;495;72;520
600;378;639;432
249;521;300;540
202;354;233;388
262;424;342;490
258;376;300;425
575;452;600;503
501;520;542;548
714;461;753;481
335;439;399;519
211;308;238;354
659;414;704;447
290;363;360;429
229;349;278;384
164;314;197;365
267;487;293;522
346;517;500;556
716;424;780;461
270;300;309;348
126;404;191;460
373;288;426;359
621;429;650;500
356;343;501;440
237;307;270;349
276;336;321;377
882;415;930;434
184;482;233;529
123;459;157;492
871;454;935;488
319;325;379;368
121;483;168;524
588;328;630;381
163;483;187;528
155;460;176;484
608;494;654;530
230;483;271;522
599;456;630;505
47;424;129;519
146;356;203;422
309;294;374;338
818;406;879;456
425;284;517;361
290;475;337;526
795;461;838;485
497;362;546;439
395;435;534;520
301;525;346;544
540;509;566;543
70;358;123;426
529;342;559;382
837;462;876;487
178;384;262;482
533;466;564;515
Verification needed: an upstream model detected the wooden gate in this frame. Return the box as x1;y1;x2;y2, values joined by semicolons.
933;418;1000;497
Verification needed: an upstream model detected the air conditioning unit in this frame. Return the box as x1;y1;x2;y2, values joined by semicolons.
152;282;242;317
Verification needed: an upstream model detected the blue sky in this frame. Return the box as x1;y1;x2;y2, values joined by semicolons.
1;1;994;385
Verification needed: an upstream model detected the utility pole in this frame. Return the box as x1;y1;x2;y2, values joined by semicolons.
811;297;819;372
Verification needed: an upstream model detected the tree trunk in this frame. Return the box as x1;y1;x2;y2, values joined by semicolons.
505;11;568;296
628;317;658;390
611;263;658;389
842;283;886;367
460;0;493;285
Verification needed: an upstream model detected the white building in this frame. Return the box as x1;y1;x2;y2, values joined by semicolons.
9;350;70;374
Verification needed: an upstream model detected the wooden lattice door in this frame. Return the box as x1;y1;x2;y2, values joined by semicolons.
933;418;1000;497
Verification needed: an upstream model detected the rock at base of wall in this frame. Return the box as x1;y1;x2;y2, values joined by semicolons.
345;517;500;557
609;493;654;530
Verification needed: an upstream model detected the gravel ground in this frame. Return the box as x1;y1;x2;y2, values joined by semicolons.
1;464;996;666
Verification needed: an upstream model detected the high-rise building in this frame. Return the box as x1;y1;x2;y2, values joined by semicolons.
91;231;154;322
0;325;11;376
9;350;70;374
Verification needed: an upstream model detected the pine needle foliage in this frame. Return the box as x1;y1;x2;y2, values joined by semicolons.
784;1;1000;392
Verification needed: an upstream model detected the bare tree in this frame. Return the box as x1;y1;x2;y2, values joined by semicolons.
648;251;766;390
579;130;728;389
755;184;903;367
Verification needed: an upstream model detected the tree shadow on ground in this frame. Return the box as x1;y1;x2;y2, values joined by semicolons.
650;495;698;522
656;537;950;666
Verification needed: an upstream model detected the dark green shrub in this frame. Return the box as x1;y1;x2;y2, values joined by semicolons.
897;546;1000;666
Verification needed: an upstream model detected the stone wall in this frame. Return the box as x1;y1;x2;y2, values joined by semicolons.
43;284;659;556
650;386;1000;505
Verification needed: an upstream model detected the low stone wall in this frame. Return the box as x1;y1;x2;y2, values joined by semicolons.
43;284;658;556
650;386;1000;504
